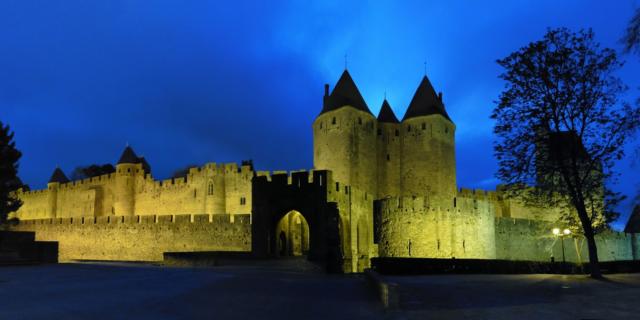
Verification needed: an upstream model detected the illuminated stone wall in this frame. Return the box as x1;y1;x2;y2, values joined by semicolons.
313;107;378;197
11;214;251;262
327;180;377;272
492;195;564;221
399;116;457;207
12;162;253;221
375;190;497;259
495;217;636;263
376;121;401;199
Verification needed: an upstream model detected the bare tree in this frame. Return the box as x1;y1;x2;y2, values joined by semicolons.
493;28;640;278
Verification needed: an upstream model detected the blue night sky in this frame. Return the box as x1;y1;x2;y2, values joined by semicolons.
1;1;639;229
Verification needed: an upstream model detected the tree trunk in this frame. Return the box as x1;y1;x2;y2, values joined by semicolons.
576;205;602;278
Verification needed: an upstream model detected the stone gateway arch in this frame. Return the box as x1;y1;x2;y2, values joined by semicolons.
251;171;345;273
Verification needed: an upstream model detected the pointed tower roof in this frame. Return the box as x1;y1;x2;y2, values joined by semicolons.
48;167;69;184
403;76;451;122
377;100;399;123
321;70;372;115
117;146;140;164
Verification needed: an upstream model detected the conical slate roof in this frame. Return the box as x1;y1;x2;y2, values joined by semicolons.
403;76;451;122
48;167;69;184
118;146;140;164
321;70;372;115
377;100;399;123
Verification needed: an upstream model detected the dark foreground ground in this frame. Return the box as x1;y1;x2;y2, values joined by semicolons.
1;260;640;319
388;273;640;319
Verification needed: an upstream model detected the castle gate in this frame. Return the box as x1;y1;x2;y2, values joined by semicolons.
251;171;343;272
276;210;310;257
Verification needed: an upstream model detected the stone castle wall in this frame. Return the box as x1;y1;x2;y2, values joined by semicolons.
11;214;251;262
375;187;638;263
12;162;253;221
375;189;497;259
495;217;638;263
327;179;377;271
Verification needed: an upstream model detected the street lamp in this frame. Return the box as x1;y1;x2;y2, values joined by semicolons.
552;228;571;264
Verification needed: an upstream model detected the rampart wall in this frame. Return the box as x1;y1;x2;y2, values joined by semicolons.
11;214;251;262
375;188;497;259
12;162;253;220
495;217;638;263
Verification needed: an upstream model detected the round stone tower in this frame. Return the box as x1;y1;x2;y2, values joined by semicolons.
114;146;142;216
313;70;377;196
46;167;69;218
400;76;456;207
376;99;401;199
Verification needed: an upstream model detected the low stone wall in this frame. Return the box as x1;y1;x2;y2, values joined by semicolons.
11;214;251;262
495;217;637;263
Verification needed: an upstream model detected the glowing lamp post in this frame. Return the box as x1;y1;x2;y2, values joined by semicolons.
552;228;571;264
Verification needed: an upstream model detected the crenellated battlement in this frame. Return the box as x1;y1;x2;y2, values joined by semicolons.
253;169;331;187
18;213;251;227
375;193;496;214
457;188;498;200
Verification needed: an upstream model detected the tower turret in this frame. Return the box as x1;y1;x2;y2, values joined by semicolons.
46;167;68;218
376;100;401;198
313;70;377;196
400;76;456;206
114;145;143;216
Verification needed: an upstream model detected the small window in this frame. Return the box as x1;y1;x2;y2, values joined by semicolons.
240;197;246;205
208;182;214;195
453;197;457;207
386;154;390;161
422;123;426;130
193;189;197;198
127;168;131;173
407;125;411;132
377;129;382;136
336;182;340;192
395;129;399;137
445;126;449;134
358;118;362;125
319;122;323;129
332;117;336;125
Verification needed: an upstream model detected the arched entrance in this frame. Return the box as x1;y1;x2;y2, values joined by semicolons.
252;170;343;272
276;210;310;257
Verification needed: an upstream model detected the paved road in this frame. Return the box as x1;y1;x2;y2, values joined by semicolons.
0;261;382;320
386;273;640;319
3;261;640;319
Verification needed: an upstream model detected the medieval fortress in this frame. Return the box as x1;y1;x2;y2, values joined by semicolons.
11;71;640;272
